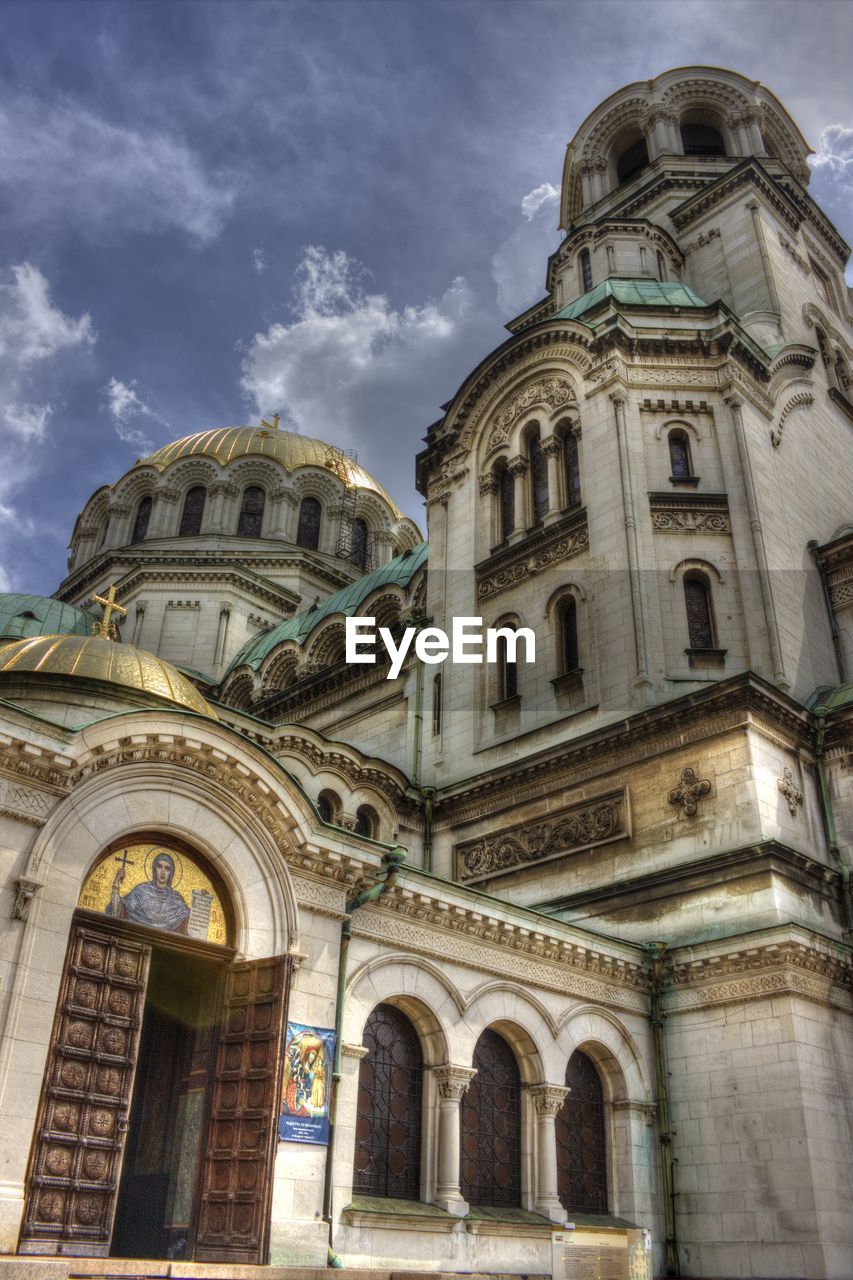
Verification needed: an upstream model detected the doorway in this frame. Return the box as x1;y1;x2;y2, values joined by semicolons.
111;946;222;1260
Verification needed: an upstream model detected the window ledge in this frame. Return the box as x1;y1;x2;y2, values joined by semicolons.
464;1206;555;1237
685;646;727;669
669;474;700;487
343;1196;460;1232
490;694;521;713
551;668;584;693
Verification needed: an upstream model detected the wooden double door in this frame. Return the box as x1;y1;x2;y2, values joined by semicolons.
19;914;290;1263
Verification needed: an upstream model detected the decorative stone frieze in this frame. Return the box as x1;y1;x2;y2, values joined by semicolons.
777;766;804;816
770;392;815;448
483;377;576;460
649;493;731;534
667;767;712;816
664;935;853;1014
455;789;627;883
475;508;588;602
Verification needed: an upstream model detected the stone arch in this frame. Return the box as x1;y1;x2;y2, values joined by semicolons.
557;1006;651;1102
260;647;299;694
305;620;347;670
669;556;725;585
163;458;219;492
112;467;160;508
460;981;558;1083
654;417;704;443
220;670;256;708
345;958;459;1066
478;372;579;465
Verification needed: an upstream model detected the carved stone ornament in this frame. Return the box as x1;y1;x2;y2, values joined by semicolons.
434;1065;477;1101
475;511;588;602
777;766;804;816
668;767;711;817
528;1084;570;1117
650;499;731;534
484;377;576;458
12;877;41;921
478;472;499;496
456;790;626;882
770;392;815;449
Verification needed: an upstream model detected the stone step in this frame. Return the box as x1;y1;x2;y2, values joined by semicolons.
0;1263;550;1280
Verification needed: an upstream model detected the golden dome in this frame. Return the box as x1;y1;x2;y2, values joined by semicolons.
0;635;217;719
139;426;402;518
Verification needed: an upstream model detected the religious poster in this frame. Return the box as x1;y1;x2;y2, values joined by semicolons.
78;843;229;946
279;1022;335;1144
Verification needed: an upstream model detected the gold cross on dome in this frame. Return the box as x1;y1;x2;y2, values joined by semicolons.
91;585;128;640
260;413;280;431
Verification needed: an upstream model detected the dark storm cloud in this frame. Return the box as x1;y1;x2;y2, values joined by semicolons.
0;0;850;591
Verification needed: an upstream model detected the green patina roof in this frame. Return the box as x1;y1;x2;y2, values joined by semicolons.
227;542;429;673
811;682;853;713
556;276;708;323
0;593;93;641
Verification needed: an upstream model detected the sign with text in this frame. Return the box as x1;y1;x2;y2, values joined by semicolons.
279;1022;335;1144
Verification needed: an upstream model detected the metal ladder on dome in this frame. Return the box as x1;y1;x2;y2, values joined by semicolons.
327;445;373;573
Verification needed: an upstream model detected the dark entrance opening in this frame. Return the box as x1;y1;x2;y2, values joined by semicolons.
111;946;222;1260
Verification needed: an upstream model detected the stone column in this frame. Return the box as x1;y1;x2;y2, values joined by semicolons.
529;1084;570;1223
611;393;650;689
105;503;130;548
148;487;180;538
269;487;296;539
433;1065;476;1216
540;436;564;524
478;472;500;547
507;456;529;542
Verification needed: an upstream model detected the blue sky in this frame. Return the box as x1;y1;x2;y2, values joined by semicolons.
2;0;852;594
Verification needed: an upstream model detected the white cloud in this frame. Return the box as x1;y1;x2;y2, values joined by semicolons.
103;376;168;450
491;183;561;315
809;124;853;179
0;100;236;243
253;248;267;275
241;246;484;442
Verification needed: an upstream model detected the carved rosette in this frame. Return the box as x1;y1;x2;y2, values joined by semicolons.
528;1084;570;1117
668;768;712;817
777;766;803;817
434;1065;477;1101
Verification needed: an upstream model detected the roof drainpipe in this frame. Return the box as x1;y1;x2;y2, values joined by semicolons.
807;541;847;684
322;847;407;1268
813;710;852;934
647;942;680;1277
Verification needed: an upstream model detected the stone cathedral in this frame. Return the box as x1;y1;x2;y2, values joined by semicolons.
0;65;850;1280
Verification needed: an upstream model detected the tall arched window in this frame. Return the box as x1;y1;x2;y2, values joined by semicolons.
657;250;667;282
316;790;340;824
351;517;369;570
684;572;715;648
237;486;265;537
354;805;378;839
616;136;649;184
564;431;581;508
497;633;518;701
498;463;514;542
432;673;442;736
680;122;725;156
131;496;152;544
556;1050;607;1213
579;248;593;293
461;1029;521;1207
558;596;579;674
179;486;206;537
529;431;549;524
353;1004;423;1201
296;496;322;550
668;429;693;478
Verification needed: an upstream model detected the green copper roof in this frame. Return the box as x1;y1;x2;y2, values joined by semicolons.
0;593;93;641
228;542;429;673
556;277;708;323
811;682;853;713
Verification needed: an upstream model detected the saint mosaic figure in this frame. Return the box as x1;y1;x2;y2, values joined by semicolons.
107;849;191;934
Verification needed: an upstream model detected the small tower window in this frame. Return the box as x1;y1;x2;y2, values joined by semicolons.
684;573;715;649
564;431;581;508
657;250;667;282
317;790;340;824
668;429;693;478
179;486;206;536
558;596;580;674
498;462;514;541
680;122;725;156
579;248;593;293
237;486;265;537
529;431;549;524
131;496;152;544
351;517;369;570
354;805;378;839
497;634;518;701
616;136;649;184
432;673;442;736
297;496;322;550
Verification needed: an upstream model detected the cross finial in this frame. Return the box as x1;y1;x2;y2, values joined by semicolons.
91;585;128;640
260;413;280;431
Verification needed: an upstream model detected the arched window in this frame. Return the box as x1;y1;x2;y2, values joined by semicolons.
354;805;378;839
316;790;339;824
684;572;715;648
498;462;514;542
353;1004;423;1200
497;633;518;702
668;429;693;478
657;250;667;282
179;486;206;536
237;486;265;537
616;136;649;184
351;517;369;570
579;248;593;293
461;1029;521;1207
529;431;549;524
558;596;580;674
680;122;725;156
432;673;442;736
297;496;322;550
564;431;581;508
556;1050;607;1214
131;496;152;544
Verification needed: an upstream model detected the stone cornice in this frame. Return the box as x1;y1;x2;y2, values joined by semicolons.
274;731;409;805
474;508;589;602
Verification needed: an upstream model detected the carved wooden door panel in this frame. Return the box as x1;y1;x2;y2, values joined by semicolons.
19;925;150;1256
194;955;289;1264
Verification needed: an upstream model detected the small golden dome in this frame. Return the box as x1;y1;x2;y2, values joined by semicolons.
0;635;217;719
139;426;402;518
